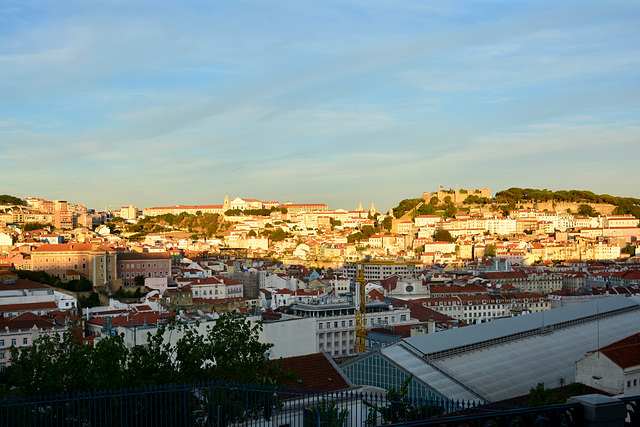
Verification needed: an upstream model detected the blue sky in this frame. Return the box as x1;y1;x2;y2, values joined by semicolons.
1;0;639;212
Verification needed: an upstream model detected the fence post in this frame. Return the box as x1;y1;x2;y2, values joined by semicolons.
568;394;627;427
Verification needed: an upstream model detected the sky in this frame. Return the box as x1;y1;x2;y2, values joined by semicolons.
1;0;639;212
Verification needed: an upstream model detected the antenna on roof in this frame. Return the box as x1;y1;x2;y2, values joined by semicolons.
596;303;600;358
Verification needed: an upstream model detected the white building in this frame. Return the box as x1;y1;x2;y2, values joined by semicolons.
286;298;413;357
0;313;68;369
575;333;640;396
189;276;243;299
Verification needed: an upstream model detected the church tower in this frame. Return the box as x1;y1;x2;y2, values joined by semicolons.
223;194;231;210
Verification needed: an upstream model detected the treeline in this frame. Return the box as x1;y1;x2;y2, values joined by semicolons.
14;270;92;292
0;314;292;397
392;199;423;219
495;188;640;218
128;212;222;239
495;187;639;205
225;207;287;216
347;225;380;243
0;194;26;205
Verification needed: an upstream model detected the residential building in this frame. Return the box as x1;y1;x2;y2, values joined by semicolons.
31;243;118;287
575;333;640;396
117;252;172;286
286;298;413;357
0;312;68;370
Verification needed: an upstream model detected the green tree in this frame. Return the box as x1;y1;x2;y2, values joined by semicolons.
5;313;294;397
23;222;52;231
434;230;455;242
0;195;26;205
134;274;145;287
305;399;348;427
485;244;497;257
366;375;443;425
79;291;100;308
577;204;597;217
527;382;585;407
382;216;393;232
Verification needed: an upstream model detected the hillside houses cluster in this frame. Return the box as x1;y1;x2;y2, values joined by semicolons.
2;194;640;395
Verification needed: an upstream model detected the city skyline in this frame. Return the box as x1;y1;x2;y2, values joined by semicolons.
1;1;639;211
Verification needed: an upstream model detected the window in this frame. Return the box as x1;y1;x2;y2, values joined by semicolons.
349;320;353;327
0;339;4;346
11;339;16;346
23;338;27;345
628;381;632;388
0;351;4;359
334;322;338;328
326;322;330;329
341;321;345;327
318;323;323;330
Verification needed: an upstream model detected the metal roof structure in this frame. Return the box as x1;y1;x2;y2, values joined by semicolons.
345;295;640;403
402;295;638;358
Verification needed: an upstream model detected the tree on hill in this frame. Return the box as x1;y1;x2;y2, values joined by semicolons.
22;222;52;232
0;195;26;205
577;204;597;217
493;188;640;218
485;244;497;257
434;230;455;242
392;198;423;219
382;216;393;232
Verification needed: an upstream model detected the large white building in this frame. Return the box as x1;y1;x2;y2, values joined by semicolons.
576;333;640;396
285;298;413;357
341;295;640;403
344;262;418;283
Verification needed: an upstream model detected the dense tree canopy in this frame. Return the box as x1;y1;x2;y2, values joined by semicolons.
391;199;423;219
133;212;222;238
1;313;293;397
0;194;26;205
347;225;380;243
434;230;455;242
494;188;640;219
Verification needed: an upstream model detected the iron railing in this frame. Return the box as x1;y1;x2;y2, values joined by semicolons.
620;395;640;427
1;380;638;426
0;381;508;427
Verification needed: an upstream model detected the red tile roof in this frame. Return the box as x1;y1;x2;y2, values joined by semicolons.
279;352;351;391
0;311;57;330
595;333;640;369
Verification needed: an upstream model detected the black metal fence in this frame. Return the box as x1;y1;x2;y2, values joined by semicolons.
1;380;638;426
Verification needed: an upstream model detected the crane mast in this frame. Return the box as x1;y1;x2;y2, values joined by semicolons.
354;263;367;353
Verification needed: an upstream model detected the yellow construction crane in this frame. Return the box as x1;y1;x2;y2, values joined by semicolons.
354;263;367;353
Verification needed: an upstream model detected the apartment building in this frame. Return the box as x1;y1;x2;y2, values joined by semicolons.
344;262;418;283
287;298;413;357
117;252;172;286
31;243;118;287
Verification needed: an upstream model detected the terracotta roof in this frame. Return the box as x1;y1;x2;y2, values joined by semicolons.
279;352;351;391
595;333;640;369
0;311;57;330
1;278;50;290
0;300;58;314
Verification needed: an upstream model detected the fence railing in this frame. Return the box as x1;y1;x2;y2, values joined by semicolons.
0;380;510;427
1;380;639;426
